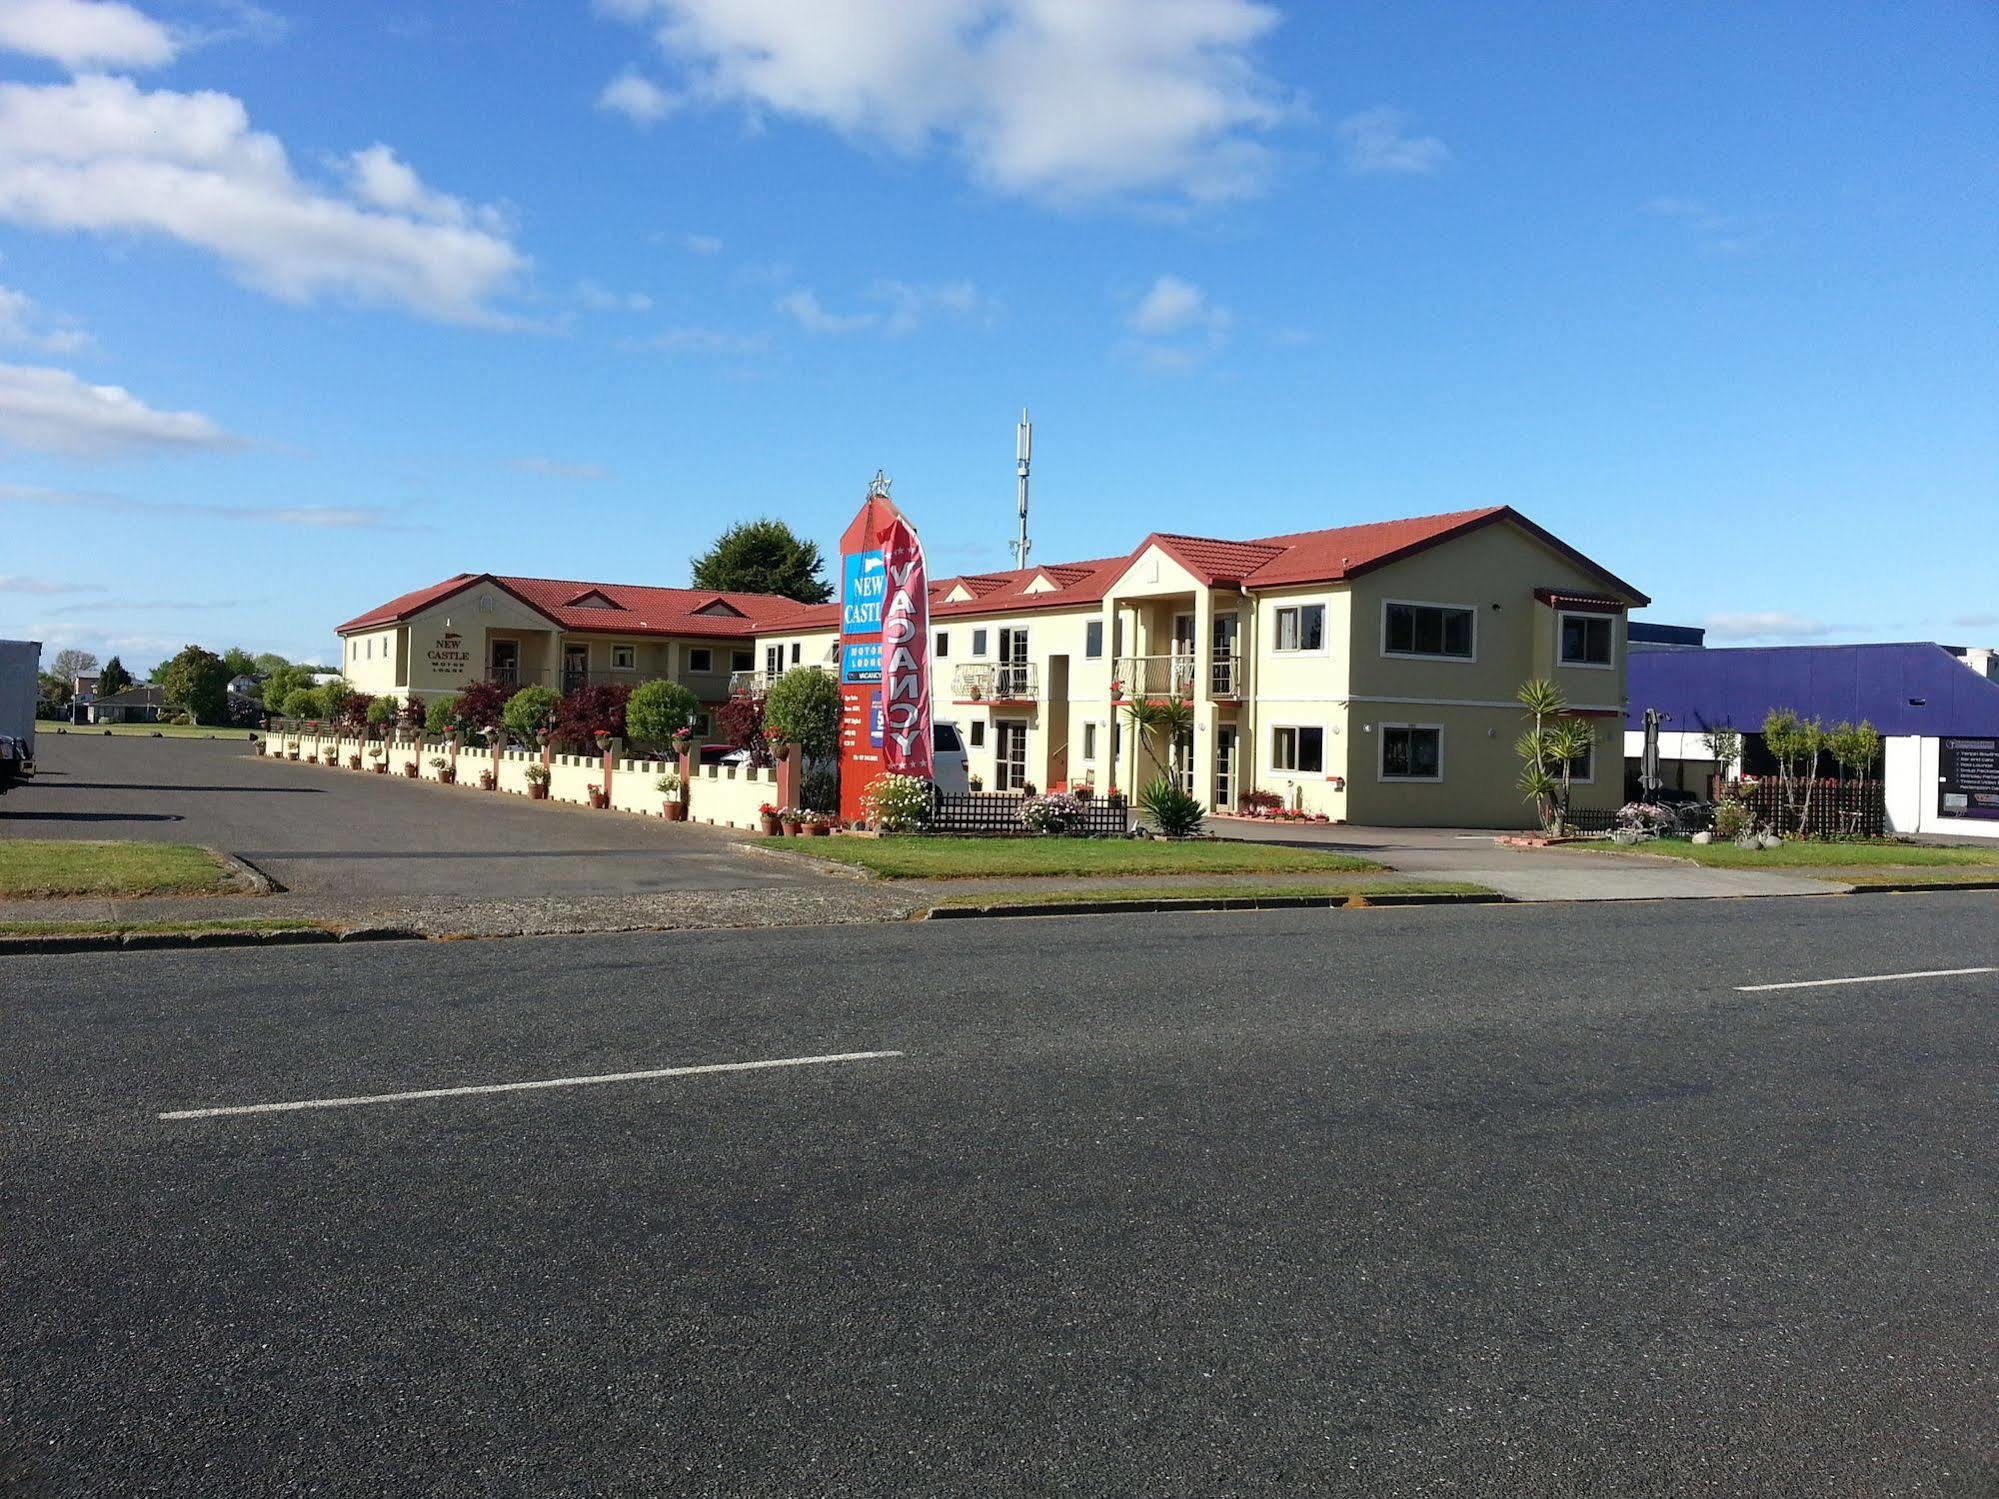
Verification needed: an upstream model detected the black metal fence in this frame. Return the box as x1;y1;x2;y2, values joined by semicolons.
1739;779;1886;839
930;791;1131;836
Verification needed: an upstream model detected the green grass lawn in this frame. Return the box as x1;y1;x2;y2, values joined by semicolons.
37;721;257;740
1565;837;1999;869
930;878;1489;907
1822;869;1999;888
0;840;240;897
0;917;320;936
773;836;1385;880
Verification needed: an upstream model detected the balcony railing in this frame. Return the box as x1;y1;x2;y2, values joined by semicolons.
1113;653;1242;699
729;663;833;696
952;662;1039;701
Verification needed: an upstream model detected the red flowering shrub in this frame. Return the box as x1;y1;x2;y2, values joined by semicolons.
399;694;426;731
337;692;375;732
553;682;630;750
1237;788;1282;815
452;678;521;735
716;688;772;767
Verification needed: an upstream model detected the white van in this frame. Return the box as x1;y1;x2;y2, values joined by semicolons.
931;720;970;795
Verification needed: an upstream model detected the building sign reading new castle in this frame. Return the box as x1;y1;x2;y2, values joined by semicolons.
426;630;472;678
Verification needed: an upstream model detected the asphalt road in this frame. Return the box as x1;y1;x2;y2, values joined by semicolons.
6;734;825;896
5;894;1995;1496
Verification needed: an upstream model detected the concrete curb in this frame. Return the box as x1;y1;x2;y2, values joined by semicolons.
209;848;280;896
1843;880;1999;896
0;925;425;957
924;892;1510;920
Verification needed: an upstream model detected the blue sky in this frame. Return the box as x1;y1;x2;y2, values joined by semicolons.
1;0;1994;670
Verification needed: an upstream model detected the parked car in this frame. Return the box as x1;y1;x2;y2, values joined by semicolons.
0;638;39;796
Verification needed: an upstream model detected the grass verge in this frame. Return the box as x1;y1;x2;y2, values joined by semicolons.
0;840;240;897
770;836;1385;880
1560;837;1999;869
35;721;257;740
1819;870;1999;888
0;918;322;937
929;879;1491;908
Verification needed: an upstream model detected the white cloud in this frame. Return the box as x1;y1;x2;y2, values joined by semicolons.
683;232;723;255
511;456;610;481
0;481;400;528
779;288;876;334
0;363;237;457
1124;273;1229;372
0;285;93;354
600;0;1292;205
0;75;527;325
778;280;994;337
619;325;770;355
1128;272;1227;336
1702;611;1831;643
1335;106;1449;176
1642;196;1762;256
1949;612;1999;630
597;69;677;125
575;278;653;312
0;575;102;595
0;0;176;70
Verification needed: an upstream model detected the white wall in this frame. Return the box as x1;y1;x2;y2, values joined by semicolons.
1886;735;1999;839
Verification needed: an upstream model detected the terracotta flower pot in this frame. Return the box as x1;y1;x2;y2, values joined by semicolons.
589;792;609;809
663;801;687;822
529;782;549;800
403;764;419;778
759;813;781;836
348;755;362;769
439;769;455;785
782;819;803;836
807;822;830;836
372;762;387;774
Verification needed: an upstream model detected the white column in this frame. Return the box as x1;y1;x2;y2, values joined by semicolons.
1190;588;1214;803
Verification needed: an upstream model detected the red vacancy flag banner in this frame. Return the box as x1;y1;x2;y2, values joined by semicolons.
877;514;933;779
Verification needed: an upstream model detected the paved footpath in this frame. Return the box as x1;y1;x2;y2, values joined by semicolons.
1216;821;1841;901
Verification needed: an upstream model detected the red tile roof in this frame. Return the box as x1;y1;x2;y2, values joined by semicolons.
336;573;809;639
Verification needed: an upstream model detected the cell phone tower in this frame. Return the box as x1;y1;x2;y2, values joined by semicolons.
1010;409;1032;571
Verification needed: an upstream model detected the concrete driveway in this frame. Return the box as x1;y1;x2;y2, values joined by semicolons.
1215;818;1838;900
5;734;830;898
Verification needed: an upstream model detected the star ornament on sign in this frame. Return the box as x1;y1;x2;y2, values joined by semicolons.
868;470;892;499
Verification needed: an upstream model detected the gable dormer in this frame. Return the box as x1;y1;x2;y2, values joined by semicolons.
693;597;747;618
565;588;620;610
943;582;977;604
1023;572;1060;595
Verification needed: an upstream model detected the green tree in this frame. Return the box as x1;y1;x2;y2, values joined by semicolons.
1763;708;1828;834
625;678;701;748
220;647;258;679
252;652;291;675
424;695;459;733
158;645;230;725
97;656;133;697
762;666;842;760
503;685;560;744
261;663;319;711
1515;678;1590;835
690;518;832;603
50;648;98;684
36;672;72;716
279;686;320;719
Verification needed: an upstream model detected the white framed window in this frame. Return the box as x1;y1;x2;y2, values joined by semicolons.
972;628;989;656
1273;603;1325;653
1082;722;1098;761
1085;620;1104;659
1379;723;1444;781
1383;600;1476;661
935;631;949;658
1564;738;1595;784
731;649;754;673
611;644;636;671
1271;724;1325;774
1558;611;1615;669
688;648;713;673
969;720;985;748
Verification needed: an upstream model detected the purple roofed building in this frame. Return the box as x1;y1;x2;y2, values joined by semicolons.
1624;641;1999;839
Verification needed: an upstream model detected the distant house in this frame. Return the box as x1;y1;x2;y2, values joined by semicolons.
227;674;260;697
88;685;167;725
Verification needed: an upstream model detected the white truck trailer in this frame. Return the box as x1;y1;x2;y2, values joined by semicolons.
0;638;40;793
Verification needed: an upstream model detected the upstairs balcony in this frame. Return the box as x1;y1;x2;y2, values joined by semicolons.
951;662;1040;702
729;664;834;696
1114;653;1242;700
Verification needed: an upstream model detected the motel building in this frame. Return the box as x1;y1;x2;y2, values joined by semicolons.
335;504;1649;829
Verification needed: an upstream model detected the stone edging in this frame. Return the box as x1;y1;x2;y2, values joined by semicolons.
0;926;423;957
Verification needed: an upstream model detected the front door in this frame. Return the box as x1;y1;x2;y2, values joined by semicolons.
1214;725;1237;808
765;644;782;679
996;720;1030;791
1174;725;1195;797
490;639;520;685
562;645;588;694
1172;613;1196;697
997;628;1029;699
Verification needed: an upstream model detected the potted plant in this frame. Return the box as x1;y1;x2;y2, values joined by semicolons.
781;807;804;836
348;752;363;770
402;758;420;778
429;755;453;785
758;801;782;837
967;772;984;793
525;763;550;800
805;811;831;837
656;772;687;820
586;781;609;810
479;768;498;791
1074;784;1094;801
669;727;696;758
371;750;388;774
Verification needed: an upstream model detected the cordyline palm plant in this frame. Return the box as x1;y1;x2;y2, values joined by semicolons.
1121;695;1193;781
1515;678;1593;835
